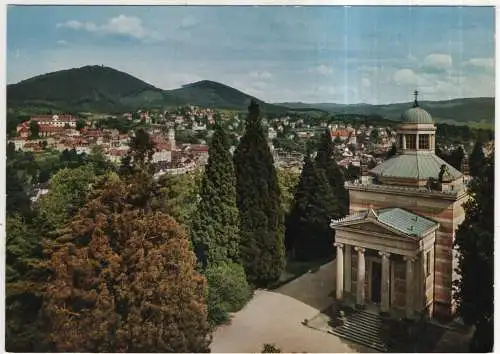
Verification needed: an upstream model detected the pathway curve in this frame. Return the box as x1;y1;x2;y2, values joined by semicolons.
211;261;373;353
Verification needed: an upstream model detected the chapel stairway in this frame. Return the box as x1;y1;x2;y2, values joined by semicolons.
329;309;388;352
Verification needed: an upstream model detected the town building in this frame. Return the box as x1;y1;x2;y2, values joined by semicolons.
330;94;469;320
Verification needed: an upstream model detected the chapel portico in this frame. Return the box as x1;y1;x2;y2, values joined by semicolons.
332;207;439;319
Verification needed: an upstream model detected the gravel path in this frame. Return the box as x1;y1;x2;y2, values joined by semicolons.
211;261;370;353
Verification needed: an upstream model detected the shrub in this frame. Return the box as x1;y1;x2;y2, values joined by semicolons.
205;261;253;326
262;343;282;353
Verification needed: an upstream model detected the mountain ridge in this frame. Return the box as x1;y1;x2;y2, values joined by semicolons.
7;65;495;125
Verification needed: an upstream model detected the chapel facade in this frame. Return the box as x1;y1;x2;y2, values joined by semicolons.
330;93;469;320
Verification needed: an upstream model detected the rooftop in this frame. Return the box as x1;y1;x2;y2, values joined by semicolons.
331;207;439;238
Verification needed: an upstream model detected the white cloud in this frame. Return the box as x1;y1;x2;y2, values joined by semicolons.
57;40;68;46
463;58;494;72
392;68;418;86
310;64;334;76
249;71;273;80
361;78;371;88
56;15;163;42
422;53;453;71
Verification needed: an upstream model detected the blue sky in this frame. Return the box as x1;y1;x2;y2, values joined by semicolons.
6;5;495;104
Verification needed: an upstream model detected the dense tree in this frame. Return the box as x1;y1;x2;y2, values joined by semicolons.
36;165;96;232
387;143;397;159
191;124;240;266
453;154;494;352
204;261;252;326
315;129;349;218
234;100;286;287
39;173;211;352
76;118;86;131
29;120;40;138
5;215;47;352
469;140;485;178
276;168;300;215
156;171;202;227
285;156;337;260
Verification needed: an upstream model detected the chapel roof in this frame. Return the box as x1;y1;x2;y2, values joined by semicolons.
330;207;438;238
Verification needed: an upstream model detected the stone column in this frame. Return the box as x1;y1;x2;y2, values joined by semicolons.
402;134;406;150
404;256;416;318
335;243;344;300
355;247;366;307
379;251;391;314
416;134;419;150
344;245;352;293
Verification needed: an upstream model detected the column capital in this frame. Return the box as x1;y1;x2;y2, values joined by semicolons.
378;251;391;258
403;256;416;262
334;242;344;249
354;246;366;254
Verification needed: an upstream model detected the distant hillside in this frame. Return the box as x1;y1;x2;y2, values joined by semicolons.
7;66;291;114
8;65;493;125
277;98;495;125
7;65;171;113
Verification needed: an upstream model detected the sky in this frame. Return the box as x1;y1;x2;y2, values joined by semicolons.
6;5;496;104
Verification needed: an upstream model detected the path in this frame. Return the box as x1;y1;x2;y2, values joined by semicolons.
211;261;373;353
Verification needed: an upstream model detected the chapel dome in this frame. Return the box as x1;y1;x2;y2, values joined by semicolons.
401;106;433;124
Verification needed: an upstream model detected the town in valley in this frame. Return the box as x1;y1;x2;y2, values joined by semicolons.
4;5;495;354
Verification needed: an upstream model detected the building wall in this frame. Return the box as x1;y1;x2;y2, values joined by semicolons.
348;187;468;318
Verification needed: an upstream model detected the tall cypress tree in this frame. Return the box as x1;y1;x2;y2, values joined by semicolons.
234;100;285;287
315;129;349;218
454;154;493;352
469;140;485;178
285;156;337;261
191;123;240;266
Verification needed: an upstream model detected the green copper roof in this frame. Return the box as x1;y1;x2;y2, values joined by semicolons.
401;107;434;124
376;208;438;237
330;207;438;238
370;153;463;181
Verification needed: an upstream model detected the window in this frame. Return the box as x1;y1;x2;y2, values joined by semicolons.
405;134;416;149
419;134;430;150
426;251;431;277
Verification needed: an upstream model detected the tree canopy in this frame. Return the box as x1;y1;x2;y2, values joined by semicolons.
233;100;286;287
191;123;240;267
454;153;494;352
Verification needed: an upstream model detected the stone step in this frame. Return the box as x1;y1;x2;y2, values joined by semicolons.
330;310;388;352
332;327;388;352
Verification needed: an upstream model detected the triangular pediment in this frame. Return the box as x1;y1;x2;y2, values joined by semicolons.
347;221;393;235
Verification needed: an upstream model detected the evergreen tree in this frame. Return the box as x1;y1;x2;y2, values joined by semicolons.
469;140;485;178
315;129;349;218
191;123;240;266
39;174;211;352
454;154;494;352
285;156;337;261
387;143;397;159
5;215;47;352
29;120;40;138
234;100;285;287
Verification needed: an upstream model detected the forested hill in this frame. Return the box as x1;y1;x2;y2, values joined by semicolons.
7;66;289;114
277;98;495;125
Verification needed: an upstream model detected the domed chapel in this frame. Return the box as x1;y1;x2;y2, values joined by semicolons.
330;92;469;320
